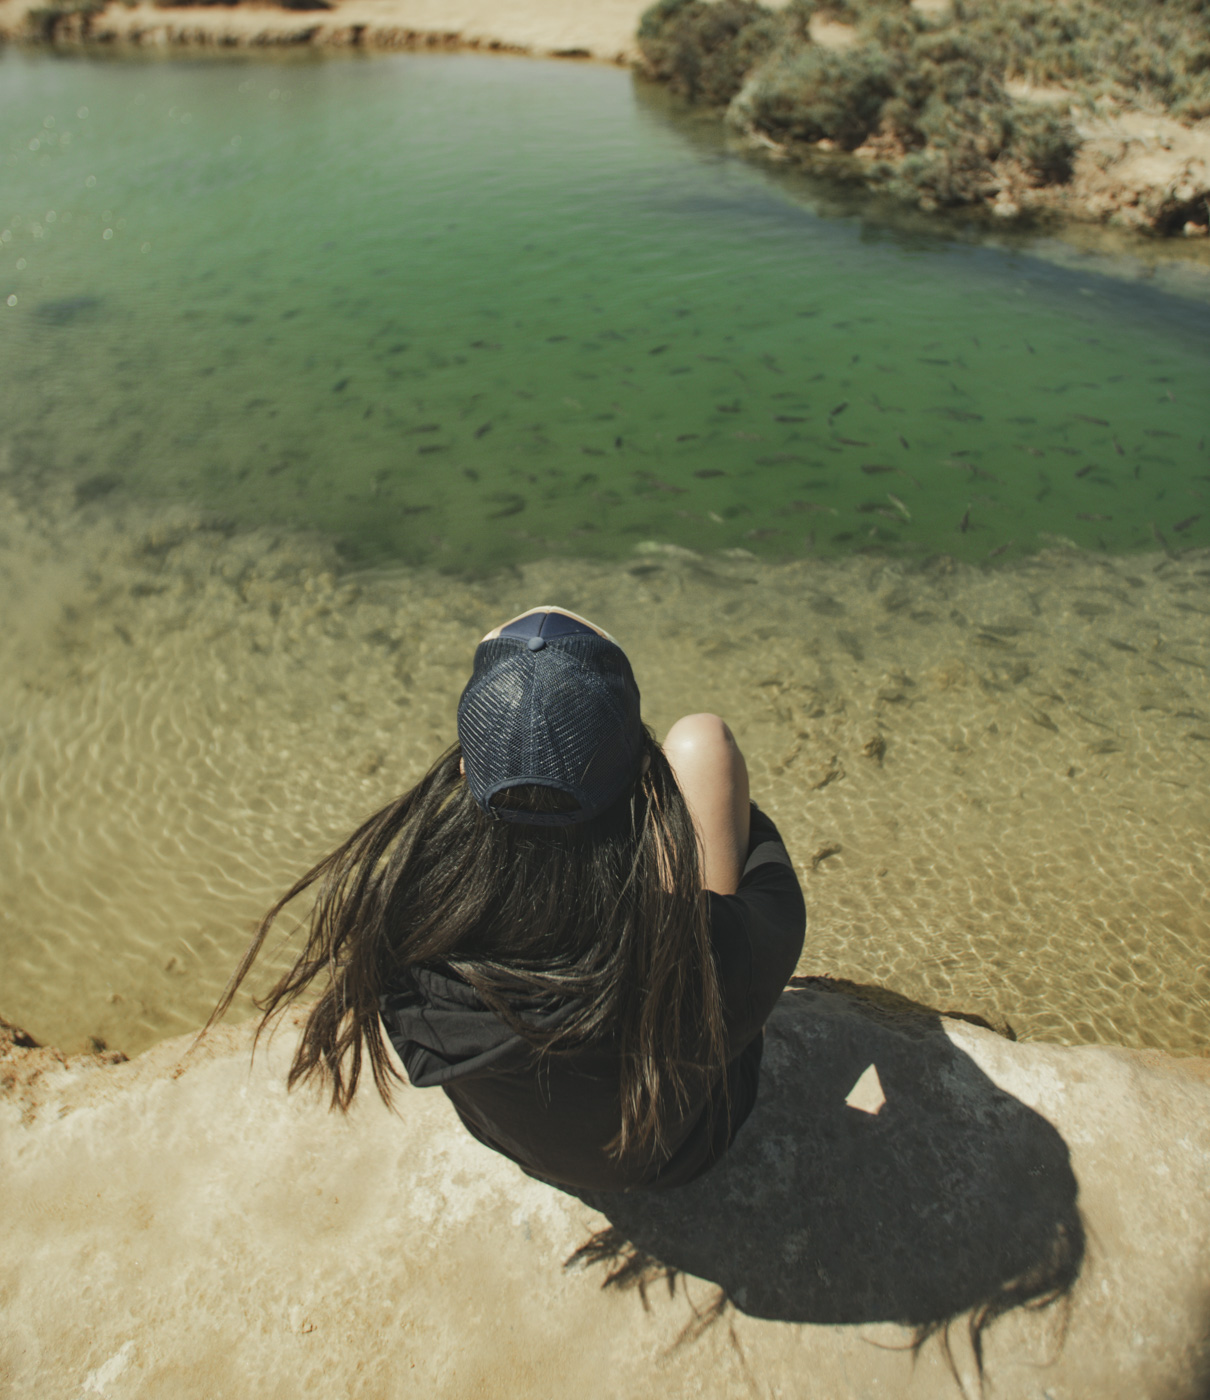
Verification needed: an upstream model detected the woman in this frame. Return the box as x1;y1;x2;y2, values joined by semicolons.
211;605;805;1191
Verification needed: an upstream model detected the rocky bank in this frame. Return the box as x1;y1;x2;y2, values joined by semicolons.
3;982;1209;1399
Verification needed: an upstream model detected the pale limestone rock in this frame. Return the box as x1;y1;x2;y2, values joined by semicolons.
2;985;1209;1400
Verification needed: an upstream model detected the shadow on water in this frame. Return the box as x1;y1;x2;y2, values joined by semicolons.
568;979;1084;1374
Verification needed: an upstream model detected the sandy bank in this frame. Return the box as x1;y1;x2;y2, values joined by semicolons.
3;991;1210;1398
0;0;648;62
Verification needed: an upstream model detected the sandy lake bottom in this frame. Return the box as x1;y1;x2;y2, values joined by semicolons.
1;481;1206;1059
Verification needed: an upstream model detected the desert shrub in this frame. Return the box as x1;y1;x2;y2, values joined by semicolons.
26;0;103;40
638;0;782;107
951;0;1210;119
1009;106;1079;184
736;42;898;149
637;0;1207;209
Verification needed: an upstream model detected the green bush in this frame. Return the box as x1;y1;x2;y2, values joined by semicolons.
736;43;897;149
1010;106;1079;184
637;0;1207;210
638;0;781;107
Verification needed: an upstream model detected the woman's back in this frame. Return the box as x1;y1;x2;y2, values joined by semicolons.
208;607;804;1191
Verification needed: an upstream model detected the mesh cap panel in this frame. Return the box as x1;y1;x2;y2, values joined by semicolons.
457;633;643;825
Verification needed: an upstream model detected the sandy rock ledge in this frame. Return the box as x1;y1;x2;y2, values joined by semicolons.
2;985;1209;1399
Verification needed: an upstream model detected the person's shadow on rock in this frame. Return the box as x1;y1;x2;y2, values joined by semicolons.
568;978;1084;1366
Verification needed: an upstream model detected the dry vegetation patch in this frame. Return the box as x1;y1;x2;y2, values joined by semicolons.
637;0;1210;232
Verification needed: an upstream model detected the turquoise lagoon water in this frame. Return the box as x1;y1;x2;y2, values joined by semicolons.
1;50;1208;570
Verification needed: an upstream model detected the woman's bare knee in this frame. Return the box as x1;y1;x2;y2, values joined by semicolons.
663;714;749;895
664;713;738;762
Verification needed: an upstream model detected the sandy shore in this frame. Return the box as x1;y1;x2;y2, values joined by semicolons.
0;0;649;62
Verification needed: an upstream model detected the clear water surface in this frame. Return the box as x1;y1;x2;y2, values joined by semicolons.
2;49;1208;570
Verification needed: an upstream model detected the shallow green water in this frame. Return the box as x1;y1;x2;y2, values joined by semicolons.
1;50;1209;572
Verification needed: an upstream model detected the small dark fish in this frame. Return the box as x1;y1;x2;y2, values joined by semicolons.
958;508;971;533
649;344;670;356
1073;414;1109;426
755;454;807;465
774;415;808;423
35;296;101;326
417;445;446;455
1112;438;1125;456
1025;343;1036;355
919;357;950;365
363;406;373;420
861;465;896;475
745;528;783;540
835;438;870;447
1076;513;1112;522
945;409;984;423
474;422;493;438
1026;448;1045;458
75;474;122;504
469;340;501;350
1152;523;1170;551
388;343;409;354
898;435;910;450
408;424;440;434
1027;706;1059;734
1174;515;1201;532
987;540;1014;559
1075;464;1094;478
463;468;479;481
1144;429;1178;438
333;379;349;393
716;403;741;414
547;335;568;342
614;437;623;449
693;469;727;478
829;402;849;419
1054;447;1081;457
581;447;605;456
676;434;699;442
487;494;526;519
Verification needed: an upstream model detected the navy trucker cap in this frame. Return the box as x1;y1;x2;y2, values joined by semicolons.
457;612;643;825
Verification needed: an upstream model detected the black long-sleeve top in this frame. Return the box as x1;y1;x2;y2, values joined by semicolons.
379;806;805;1191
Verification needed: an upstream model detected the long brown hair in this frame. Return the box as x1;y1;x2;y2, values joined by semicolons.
207;729;727;1162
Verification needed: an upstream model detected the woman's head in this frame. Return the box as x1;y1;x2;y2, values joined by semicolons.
457;606;644;826
207;606;726;1163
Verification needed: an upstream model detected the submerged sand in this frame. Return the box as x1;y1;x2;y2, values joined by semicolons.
1;480;1206;1059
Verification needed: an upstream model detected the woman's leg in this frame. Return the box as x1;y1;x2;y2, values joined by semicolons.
663;714;750;896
